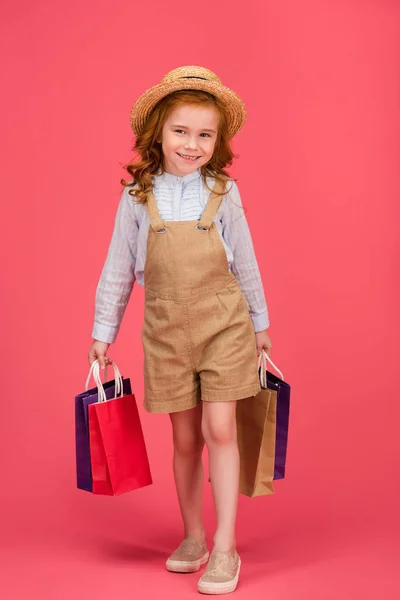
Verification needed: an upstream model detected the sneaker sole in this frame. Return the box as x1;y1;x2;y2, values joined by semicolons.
198;558;241;594
166;551;210;573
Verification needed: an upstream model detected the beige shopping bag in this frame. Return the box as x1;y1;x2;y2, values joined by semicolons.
236;356;277;497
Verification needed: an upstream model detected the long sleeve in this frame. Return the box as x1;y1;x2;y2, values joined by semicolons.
221;180;270;332
91;186;139;344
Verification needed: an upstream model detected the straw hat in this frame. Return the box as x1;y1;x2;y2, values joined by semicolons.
130;65;247;139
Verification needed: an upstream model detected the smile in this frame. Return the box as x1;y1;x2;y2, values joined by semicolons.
177;153;201;161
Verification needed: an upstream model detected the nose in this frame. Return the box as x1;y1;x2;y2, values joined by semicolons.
184;136;198;150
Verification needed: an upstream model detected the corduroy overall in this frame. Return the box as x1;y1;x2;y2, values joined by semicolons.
141;177;261;414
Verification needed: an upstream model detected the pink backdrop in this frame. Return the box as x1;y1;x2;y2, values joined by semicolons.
1;1;399;598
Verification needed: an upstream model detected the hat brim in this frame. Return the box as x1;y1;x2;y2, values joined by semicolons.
130;79;247;139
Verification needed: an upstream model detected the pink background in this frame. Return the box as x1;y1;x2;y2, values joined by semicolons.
1;1;399;598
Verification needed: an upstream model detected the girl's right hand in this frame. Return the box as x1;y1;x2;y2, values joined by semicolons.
88;340;112;370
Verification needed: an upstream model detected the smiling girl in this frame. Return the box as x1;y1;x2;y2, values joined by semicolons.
88;66;272;595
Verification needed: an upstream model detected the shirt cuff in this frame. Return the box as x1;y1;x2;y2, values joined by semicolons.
91;321;119;344
251;311;270;333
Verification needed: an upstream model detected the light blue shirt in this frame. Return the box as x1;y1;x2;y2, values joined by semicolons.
92;168;269;343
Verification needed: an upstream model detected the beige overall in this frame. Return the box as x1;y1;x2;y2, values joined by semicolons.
141;177;261;414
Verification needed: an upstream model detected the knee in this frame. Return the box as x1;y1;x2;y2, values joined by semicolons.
201;417;237;447
173;430;204;457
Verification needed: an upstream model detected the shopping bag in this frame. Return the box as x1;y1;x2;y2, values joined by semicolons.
259;350;291;480
236;355;278;497
75;362;121;492
88;360;153;496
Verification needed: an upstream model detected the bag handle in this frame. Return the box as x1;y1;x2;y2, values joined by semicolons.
85;360;111;392
91;360;123;403
85;359;123;403
257;349;284;387
85;360;117;394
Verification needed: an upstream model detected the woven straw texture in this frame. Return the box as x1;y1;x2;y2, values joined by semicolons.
130;65;247;139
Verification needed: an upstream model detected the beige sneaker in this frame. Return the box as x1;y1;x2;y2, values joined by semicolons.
198;549;241;594
166;537;209;573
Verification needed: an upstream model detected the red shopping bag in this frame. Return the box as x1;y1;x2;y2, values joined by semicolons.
88;361;152;496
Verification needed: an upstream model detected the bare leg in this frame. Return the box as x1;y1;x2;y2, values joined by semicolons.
169;404;206;542
201;401;239;553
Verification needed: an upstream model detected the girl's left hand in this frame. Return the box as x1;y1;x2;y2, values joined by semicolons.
255;329;272;357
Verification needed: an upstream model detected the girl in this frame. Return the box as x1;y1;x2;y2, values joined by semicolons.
88;65;272;595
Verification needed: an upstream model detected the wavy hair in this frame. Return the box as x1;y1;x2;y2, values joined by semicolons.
121;90;238;204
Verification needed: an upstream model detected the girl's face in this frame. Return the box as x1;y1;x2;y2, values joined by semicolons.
159;104;219;176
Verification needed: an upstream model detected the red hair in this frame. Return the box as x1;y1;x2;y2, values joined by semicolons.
121;89;238;205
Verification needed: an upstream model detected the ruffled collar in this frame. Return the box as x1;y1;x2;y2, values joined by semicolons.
153;167;201;186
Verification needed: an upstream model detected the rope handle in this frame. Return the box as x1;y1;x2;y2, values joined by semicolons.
85;360;110;391
257;349;284;388
91;361;123;403
85;360;116;394
85;359;123;403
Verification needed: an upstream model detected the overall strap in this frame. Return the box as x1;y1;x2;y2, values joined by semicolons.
146;189;166;232
197;176;229;229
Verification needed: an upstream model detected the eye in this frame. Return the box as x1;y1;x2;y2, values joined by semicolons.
174;129;211;137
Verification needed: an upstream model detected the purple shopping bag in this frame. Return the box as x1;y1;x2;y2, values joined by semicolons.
267;372;290;479
259;351;291;480
75;364;131;492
